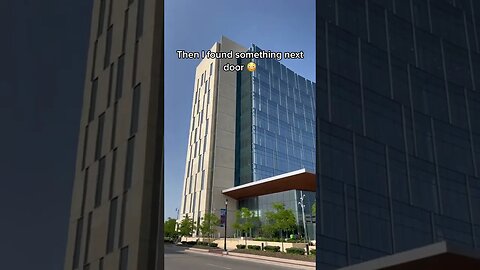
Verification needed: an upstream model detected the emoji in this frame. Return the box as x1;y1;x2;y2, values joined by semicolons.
246;62;256;72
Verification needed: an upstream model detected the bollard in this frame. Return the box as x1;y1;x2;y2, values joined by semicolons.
306;244;309;255
261;243;264;250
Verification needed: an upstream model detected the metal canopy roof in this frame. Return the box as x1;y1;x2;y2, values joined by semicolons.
222;168;316;200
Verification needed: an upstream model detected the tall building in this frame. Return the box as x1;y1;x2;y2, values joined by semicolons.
64;0;164;270
317;0;480;269
179;37;316;238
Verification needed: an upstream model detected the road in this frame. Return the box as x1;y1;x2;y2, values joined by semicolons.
164;244;303;270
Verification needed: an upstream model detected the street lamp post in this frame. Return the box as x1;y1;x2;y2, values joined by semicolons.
298;191;308;243
224;199;228;251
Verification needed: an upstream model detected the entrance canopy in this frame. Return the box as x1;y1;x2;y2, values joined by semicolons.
222;168;316;200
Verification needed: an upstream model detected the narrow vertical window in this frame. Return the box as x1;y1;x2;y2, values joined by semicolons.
135;0;145;40
111;103;118;150
198;155;202;173
107;63;115;107
132;42;139;87
201;171;205;190
81;126;89;169
209;62;213;76
124;137;135;190
91;41;98;80
115;55;125;100
97;0;106;37
95;113;105;160
81;168;89;214
189;176;193;194
130;84;141;135
99;258;104;270
109;148;117;199
122;10;129;53
203;136;207;153
104;26;113;69
72;218;83;269
118;193;127;248
205;119;209;135
89;79;98;122
107;0;113;25
95;157;106;207
119;246;129;270
106;197;118;253
83;212;93;264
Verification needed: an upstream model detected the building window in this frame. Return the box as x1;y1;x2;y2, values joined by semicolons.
83;212;93;264
109;148;117;199
189;176;193;194
122;9;129;53
106;197;118;253
91;41;98;80
97;0;106;37
201;170;205;190
95;113;105;160
124;136;135;190
209;62;213;76
89;79;98;122
81;168;89;214
135;0;145;40
107;63;115;107
118;193;127;248
192;192;197;213
182;195;187;214
115;55;125;101
99;258;104;270
95;157;106;207
72;218;83;269
107;0;113;24
201;73;204;86
132;41;139;87
119;246;129;270
104;26;113;69
111;103;118;150
203;136;207;153
205;119;209;135
130;84;141;135
82;125;89;169
198;155;202;173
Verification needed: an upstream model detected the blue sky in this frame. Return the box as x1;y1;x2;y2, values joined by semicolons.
165;0;315;219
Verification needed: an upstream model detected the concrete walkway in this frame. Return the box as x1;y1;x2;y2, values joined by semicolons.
186;247;316;270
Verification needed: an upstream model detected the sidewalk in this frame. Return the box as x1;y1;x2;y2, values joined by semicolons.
185;248;316;270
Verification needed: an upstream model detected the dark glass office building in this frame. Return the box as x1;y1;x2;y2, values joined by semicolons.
317;0;480;269
235;45;316;236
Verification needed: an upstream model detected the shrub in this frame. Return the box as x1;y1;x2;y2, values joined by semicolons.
196;241;208;246
236;244;246;249
264;246;280;252
286;247;305;255
310;249;316;255
209;243;218;247
247;245;261;250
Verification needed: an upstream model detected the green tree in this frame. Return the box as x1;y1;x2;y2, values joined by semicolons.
311;202;316;216
164;217;177;238
177;214;196;238
199;212;220;242
232;207;259;245
264;203;296;240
